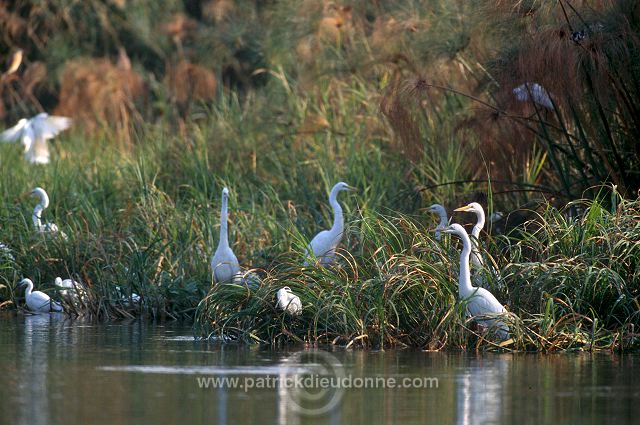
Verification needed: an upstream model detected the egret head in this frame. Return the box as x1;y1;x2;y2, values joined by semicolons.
332;182;357;193
442;223;467;239
54;277;63;287
222;187;229;200
427;204;446;216
18;278;33;288
454;202;483;215
30;187;50;208
277;287;291;299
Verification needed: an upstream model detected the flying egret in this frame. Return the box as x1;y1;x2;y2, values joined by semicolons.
211;187;240;283
31;187;67;238
454;203;486;269
442;224;509;339
0;113;72;164
19;278;63;313
276;287;302;315
54;277;88;306
513;83;554;110
427;204;448;241
304;182;356;266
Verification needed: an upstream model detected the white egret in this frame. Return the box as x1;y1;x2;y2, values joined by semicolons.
210;187;240;283
0;113;72;164
454;203;485;269
427;204;448;241
54;277;88;306
276;287;302;315
19;278;63;313
304;182;356;266
31;187;67;238
115;286;141;306
513;83;554;110
442;224;509;339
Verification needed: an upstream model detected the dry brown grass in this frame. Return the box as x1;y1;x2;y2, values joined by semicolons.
55;55;146;140
165;59;217;116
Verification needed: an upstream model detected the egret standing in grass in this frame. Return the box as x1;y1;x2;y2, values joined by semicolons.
454;203;486;269
19;278;63;313
276;287;302;315
442;224;509;339
427;204;448;241
211;187;240;283
31;187;66;237
54;277;88;306
0;113;71;164
304;182;356;267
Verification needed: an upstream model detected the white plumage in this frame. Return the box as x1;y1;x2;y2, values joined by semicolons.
19;278;63;313
276;287;302;315
211;187;240;283
454;202;485;269
116;286;141;306
427;203;448;241
1;113;72;164
31;187;67;238
54;277;88;306
304;182;356;266
443;224;509;339
513;83;554;110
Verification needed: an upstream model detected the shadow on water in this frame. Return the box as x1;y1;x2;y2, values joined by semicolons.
0;314;638;424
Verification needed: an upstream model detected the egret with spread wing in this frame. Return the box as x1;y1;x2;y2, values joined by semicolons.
1;113;71;164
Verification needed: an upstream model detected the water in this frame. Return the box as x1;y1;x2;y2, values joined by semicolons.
0;314;638;425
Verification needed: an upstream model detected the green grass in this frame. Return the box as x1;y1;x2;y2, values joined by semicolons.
1;1;639;351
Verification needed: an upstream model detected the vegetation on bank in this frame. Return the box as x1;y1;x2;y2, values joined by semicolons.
0;1;639;350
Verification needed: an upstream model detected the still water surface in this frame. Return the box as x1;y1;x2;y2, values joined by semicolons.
0;314;638;424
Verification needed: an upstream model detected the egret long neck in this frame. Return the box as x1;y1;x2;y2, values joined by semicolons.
471;210;485;242
219;196;229;248
435;213;447;240
329;189;343;235
24;281;33;297
458;232;474;296
32;205;43;228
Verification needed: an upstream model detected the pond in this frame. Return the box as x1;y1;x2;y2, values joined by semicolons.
0;314;637;424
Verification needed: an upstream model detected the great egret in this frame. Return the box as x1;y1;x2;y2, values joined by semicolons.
513;83;553;110
54;277;88;306
115;286;141;306
454;203;485;269
276;287;302;315
0;113;72;164
442;224;509;339
427;204;448;241
31;187;67;238
211;187;240;283
304;182;356;266
19;278;63;313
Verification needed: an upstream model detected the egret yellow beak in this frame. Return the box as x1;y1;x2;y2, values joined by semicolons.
346;185;358;192
454;205;472;212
